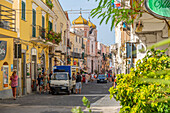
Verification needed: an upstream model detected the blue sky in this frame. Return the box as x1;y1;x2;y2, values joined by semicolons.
58;0;115;45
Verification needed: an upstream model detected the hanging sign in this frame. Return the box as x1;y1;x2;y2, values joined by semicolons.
145;0;170;19
0;41;7;60
31;48;37;55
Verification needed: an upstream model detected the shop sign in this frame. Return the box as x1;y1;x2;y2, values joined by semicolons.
0;41;7;60
31;48;37;55
145;0;170;19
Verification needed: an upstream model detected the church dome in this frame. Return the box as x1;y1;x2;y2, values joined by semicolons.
72;13;88;25
88;18;96;29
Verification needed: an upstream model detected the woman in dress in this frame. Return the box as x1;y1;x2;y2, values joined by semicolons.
10;71;18;100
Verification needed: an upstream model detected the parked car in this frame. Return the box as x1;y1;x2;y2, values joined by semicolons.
97;74;107;83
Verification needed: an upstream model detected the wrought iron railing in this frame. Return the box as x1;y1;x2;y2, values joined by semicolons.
39;26;46;40
0;4;16;31
71;52;81;58
31;25;46;40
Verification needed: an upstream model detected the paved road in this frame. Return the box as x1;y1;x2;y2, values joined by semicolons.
0;80;120;113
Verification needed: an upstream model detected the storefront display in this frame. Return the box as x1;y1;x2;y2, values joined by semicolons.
3;65;9;88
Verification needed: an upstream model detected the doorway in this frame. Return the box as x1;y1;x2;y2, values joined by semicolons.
21;53;26;95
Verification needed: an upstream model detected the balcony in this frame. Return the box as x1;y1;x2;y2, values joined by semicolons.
31;25;46;42
71;52;81;59
46;0;53;9
0;4;17;38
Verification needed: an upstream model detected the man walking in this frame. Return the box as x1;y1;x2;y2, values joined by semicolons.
75;72;82;94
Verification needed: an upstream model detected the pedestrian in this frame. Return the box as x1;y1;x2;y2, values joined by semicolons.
72;73;76;80
10;71;18;100
113;75;117;88
43;72;48;92
91;73;94;82
75;72;82;94
85;74;89;84
36;73;43;94
48;71;53;91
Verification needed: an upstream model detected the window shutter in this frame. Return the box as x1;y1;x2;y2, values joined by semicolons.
22;1;26;20
50;22;52;31
42;16;45;28
49;21;52;31
82;52;84;59
126;43;129;58
132;44;136;58
32;9;36;37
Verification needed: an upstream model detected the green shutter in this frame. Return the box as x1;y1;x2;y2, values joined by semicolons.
82;52;84;59
42;16;45;28
22;1;26;20
50;22;53;31
49;21;52;31
32;9;36;37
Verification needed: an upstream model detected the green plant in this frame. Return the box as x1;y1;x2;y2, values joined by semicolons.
46;0;53;9
88;0;145;30
109;49;170;113
46;31;62;45
71;97;92;113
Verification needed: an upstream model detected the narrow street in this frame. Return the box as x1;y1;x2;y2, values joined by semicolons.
0;81;120;113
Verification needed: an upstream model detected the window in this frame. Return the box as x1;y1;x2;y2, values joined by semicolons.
42;16;45;28
76;48;78;52
76;36;77;42
32;9;36;37
22;0;26;20
79;37;81;43
49;21;52;31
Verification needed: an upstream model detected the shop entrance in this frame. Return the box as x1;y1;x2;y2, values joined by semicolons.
31;55;37;91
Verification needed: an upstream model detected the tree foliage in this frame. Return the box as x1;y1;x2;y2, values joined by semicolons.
109;49;170;113
89;0;146;30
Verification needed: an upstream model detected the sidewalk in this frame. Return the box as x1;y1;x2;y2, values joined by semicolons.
84;94;121;113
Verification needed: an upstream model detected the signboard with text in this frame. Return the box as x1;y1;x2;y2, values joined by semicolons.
0;41;7;60
145;0;170;19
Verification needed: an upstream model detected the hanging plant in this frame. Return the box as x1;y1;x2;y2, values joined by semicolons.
46;30;62;45
46;0;53;9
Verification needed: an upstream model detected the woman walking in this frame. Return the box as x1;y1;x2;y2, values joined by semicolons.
43;72;48;92
10;71;18;100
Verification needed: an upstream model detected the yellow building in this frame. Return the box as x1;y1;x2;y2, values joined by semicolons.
0;0;18;99
0;0;68;98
